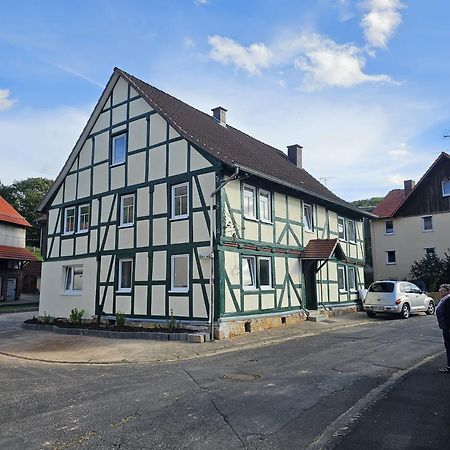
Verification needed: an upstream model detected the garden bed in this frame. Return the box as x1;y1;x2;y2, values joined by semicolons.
22;318;208;342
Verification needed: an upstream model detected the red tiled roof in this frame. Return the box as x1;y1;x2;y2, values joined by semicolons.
372;189;406;218
301;239;346;260
0;196;31;228
0;245;38;261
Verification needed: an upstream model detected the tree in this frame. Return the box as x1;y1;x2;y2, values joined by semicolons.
351;197;384;209
409;253;446;292
0;178;53;248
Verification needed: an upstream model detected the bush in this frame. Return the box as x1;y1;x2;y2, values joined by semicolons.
409;253;447;292
116;311;125;328
69;308;84;324
166;309;180;331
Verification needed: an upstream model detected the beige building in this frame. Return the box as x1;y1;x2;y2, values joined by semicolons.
371;153;450;283
37;68;370;337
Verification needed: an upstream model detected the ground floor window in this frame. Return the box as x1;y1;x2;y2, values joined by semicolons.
242;255;273;290
118;259;133;293
64;266;83;293
337;266;347;293
259;257;272;289
171;254;189;292
242;256;256;290
386;250;396;264
348;266;357;292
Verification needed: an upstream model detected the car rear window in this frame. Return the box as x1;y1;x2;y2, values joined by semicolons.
368;282;395;293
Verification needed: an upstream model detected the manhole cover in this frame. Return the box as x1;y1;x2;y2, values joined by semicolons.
222;373;262;381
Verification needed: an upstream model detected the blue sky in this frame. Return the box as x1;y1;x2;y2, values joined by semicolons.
1;0;450;200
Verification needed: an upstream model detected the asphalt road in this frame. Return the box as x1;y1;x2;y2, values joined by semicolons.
0;313;446;449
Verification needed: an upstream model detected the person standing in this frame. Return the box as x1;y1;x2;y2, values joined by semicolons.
436;284;450;373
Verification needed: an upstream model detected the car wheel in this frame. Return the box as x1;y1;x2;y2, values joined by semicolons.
366;311;376;318
426;301;435;315
400;303;410;319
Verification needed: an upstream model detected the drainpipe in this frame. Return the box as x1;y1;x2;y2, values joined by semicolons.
208;167;240;341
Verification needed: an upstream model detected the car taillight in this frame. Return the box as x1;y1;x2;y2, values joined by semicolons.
395;299;401;305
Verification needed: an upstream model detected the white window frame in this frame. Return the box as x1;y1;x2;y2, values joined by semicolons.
386;250;397;265
243;184;257;219
337;266;347;293
442;180;450;197
77;204;90;233
242;256;257;290
303;203;314;233
421;215;433;232
171;182;189;220
63;266;83;295
111;133;127;166
348;266;357;292
347;220;356;243
170;254;189;293
384;220;394;235
258;257;273;290
64;207;76;235
120;194;135;227
258;189;272;223
117;258;133;293
338;217;346;240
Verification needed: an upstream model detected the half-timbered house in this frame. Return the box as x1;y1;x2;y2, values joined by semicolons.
38;68;370;338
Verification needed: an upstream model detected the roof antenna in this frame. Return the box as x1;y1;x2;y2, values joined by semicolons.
319;177;335;187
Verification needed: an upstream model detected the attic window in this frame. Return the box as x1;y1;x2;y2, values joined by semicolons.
111;133;127;166
442;180;450;197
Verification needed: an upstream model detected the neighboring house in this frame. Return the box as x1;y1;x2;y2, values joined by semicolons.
37;68;370;337
0;196;38;301
371;152;450;283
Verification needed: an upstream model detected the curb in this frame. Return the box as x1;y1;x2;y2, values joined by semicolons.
21;323;207;343
0;307;39;315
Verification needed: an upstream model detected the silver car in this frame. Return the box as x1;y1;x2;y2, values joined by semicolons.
364;280;435;319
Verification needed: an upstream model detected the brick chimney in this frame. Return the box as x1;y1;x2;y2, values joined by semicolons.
212;106;227;127
404;179;415;195
287;144;303;169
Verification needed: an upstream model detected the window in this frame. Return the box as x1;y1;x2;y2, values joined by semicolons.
242;256;256;290
118;259;133;293
422;215;433;231
386;250;396;264
259;190;271;222
111;133;127;165
172;183;189;219
442;180;450;197
303;204;314;232
337;266;347;292
347;220;356;243
338;217;346;240
259;257;272;289
171;254;189;292
425;247;436;256
64;207;76;234
64;266;83;293
369;282;395;293
78;204;90;232
385;220;394;235
348;267;357;292
120;194;135;226
243;185;256;218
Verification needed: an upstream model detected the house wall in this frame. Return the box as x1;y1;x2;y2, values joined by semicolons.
40;75;215;320
371;211;450;282
219;179;365;317
0;223;26;247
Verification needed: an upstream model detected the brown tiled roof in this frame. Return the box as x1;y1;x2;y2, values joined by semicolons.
0;245;37;261
301;238;346;260
0;196;31;228
372;189;406;218
118;69;369;217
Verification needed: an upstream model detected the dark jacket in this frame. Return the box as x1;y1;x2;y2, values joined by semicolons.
436;294;450;330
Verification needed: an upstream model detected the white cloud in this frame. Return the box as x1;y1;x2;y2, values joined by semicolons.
360;0;405;48
387;143;413;161
291;33;393;91
0;89;16;111
208;35;273;75
184;36;195;48
194;0;208;5
0;106;90;183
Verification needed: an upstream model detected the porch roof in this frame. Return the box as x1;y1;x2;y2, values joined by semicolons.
301;238;346;261
0;245;38;261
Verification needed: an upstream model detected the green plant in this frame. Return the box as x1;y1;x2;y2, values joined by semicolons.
166;309;180;331
69;308;84;324
116;311;125;328
40;312;54;324
409;253;446;292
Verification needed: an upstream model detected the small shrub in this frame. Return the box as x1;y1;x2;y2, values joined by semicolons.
69;308;84;324
166;309;180;331
116;311;125;328
40;312;54;324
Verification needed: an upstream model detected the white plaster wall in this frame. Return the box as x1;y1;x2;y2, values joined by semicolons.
0;224;26;247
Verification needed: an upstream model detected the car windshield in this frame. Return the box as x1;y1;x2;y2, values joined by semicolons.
369;282;395;293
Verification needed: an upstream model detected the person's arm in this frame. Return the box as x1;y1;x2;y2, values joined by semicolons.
443;296;450;330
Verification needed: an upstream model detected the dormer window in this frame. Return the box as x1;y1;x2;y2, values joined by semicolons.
111;133;127;166
442;180;450;197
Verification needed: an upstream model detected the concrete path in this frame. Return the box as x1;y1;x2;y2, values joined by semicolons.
2;311;381;364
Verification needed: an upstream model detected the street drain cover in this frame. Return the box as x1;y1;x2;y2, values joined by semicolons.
321;319;335;323
222;373;262;381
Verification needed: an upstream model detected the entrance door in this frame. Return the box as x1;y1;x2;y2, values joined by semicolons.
303;261;318;310
7;278;17;301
